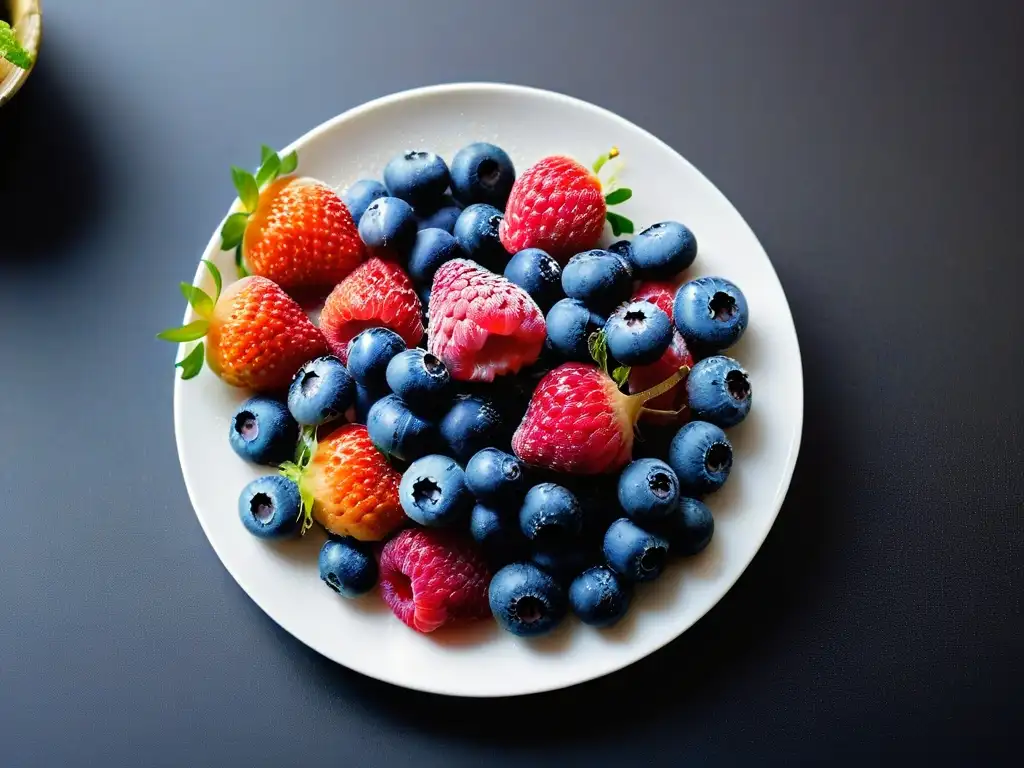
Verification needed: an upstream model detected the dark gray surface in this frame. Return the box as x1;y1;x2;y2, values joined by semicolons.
1;0;1020;764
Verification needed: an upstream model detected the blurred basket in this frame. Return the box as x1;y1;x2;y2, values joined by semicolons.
1;0;42;106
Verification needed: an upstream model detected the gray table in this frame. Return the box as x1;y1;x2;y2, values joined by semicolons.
1;1;1020;765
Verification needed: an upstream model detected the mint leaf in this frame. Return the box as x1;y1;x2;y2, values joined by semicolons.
0;21;33;70
606;211;634;236
179;283;214;318
220;212;249;251
175;343;205;380
201;260;223;301
612;365;632;388
278;150;298;175
604;188;632;206
588;329;608;373
157;320;209;343
231;166;260;212
255;152;281;187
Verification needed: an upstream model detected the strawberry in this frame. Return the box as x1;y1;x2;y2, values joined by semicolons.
319;256;424;364
629;329;694;425
159;261;327;392
219;146;365;293
427;259;546;382
632;280;680;321
499;149;634;263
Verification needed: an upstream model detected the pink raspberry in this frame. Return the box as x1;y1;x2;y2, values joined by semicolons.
378;528;492;633
632;280;681;321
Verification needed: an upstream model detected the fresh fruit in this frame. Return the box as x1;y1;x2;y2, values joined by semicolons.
353;382;387;424
357;197;418;255
238;475;302;538
660;497;714;556
399;454;475;527
503;248;564;312
623;221;697;279
603;518;669;582
544;298;605;361
341;179;388;224
604;301;673;366
674;276;749;351
569;565;633;627
416;199;462;233
628;329;694;423
319;260;423;364
617;458;680;523
561;249;633;314
450;142;516;209
287;356;355;426
367;394;436;461
512;362;689;475
427;259;546;383
160;263;329;391
228;396;298;465
407;228;465;288
667;421;733;495
385;348;453;414
632;279;679;320
469;503;523;563
531;548;593;584
384;150;451;210
519;483;583;546
344;326;408;389
452;203;510;273
488;562;567;637
439;395;507;463
499;152;634;262
219;149;365;291
686;355;752;427
318;537;378;597
465;448;527;505
378;528;492;633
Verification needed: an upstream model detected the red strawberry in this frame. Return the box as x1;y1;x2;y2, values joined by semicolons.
629;329;694;425
220;147;365;293
159;261;327;392
499;150;634;263
427;259;547;382
319;257;424;364
511;361;688;475
378;528;492;633
632;280;680;321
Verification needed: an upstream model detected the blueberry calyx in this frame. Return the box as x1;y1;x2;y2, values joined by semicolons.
709;291;737;321
705;443;731;473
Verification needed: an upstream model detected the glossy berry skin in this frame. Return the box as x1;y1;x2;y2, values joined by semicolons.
561;249;633;314
569;565;632;627
519;483;583;546
439;395;506;463
488;562;568;637
469;503;523;564
686;355;752;428
318;537;378;597
353;382;386;424
378;528;492;633
287;356;355;426
453;203;510;273
544;299;606;361
367;394;436;462
384;150;451;210
617;458;680;523
673;276;749;351
627;221;698;279
503;248;564;312
319;257;423;364
632;280;678;320
450;142;516;209
628;329;694;424
399;454;475;527
228;397;298;465
358;196;418;255
499;155;606;263
416;201;462;234
238;475;301;539
603;518;670;583
531;548;593;584
385;348;453;414
407;228;466;288
660;497;715;556
465;448;527;505
667;420;733;496
605;301;673;366
341;179;388;224
344;327;407;391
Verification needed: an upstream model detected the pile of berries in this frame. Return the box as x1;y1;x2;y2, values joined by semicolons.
162;140;752;636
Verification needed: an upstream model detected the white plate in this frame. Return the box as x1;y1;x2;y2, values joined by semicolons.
174;83;803;697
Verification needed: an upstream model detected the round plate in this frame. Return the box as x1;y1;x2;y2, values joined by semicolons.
174;83;803;697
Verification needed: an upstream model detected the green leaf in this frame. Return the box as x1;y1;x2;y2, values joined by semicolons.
255;152;281;187
220;212;249;251
157;320;209;343
588;329;608;374
179;283;214;318
604;188;633;206
260;144;276;164
231;166;260;212
201;260;223;301
0;21;33;69
175;343;205;380
606;211;635;237
280;427;317;535
612;365;632;388
235;245;250;278
278;150;298;175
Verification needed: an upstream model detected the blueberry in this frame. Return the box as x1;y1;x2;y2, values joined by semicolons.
519;483;583;547
358;196;417;255
353;382;387;424
504;248;564;312
399;454;474;527
465;448;527;505
383;150;450;210
673;276;749;352
287;356;355;426
470;503;524;564
686;355;752;428
238;475;301;538
407;228;466;288
660;497;715;556
561;249;633;314
346;327;406;390
531;547;593;584
341;179;388;224
488;562;567;637
228;397;298;465
569;565;633;627
450;142;516;209
603;518;669;583
617;458;680;523
318;537;378;597
627;221;698;279
604;300;673;365
366;394;436;462
453;203;509;273
415;195;462;233
667;421;733;495
385;348;452;414
439;395;505;463
608;239;633;264
545;298;606;361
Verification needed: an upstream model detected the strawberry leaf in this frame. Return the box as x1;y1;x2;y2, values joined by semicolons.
604;188;632;206
235;245;250;278
260;144;276;164
612;365;632;388
255;152;281;187
175;342;205;380
606;211;635;237
279;150;298;175
179;283;214;319
231;166;260;212
588;329;609;374
201;260;223;301
157;320;209;343
220;212;249;251
0;21;33;70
